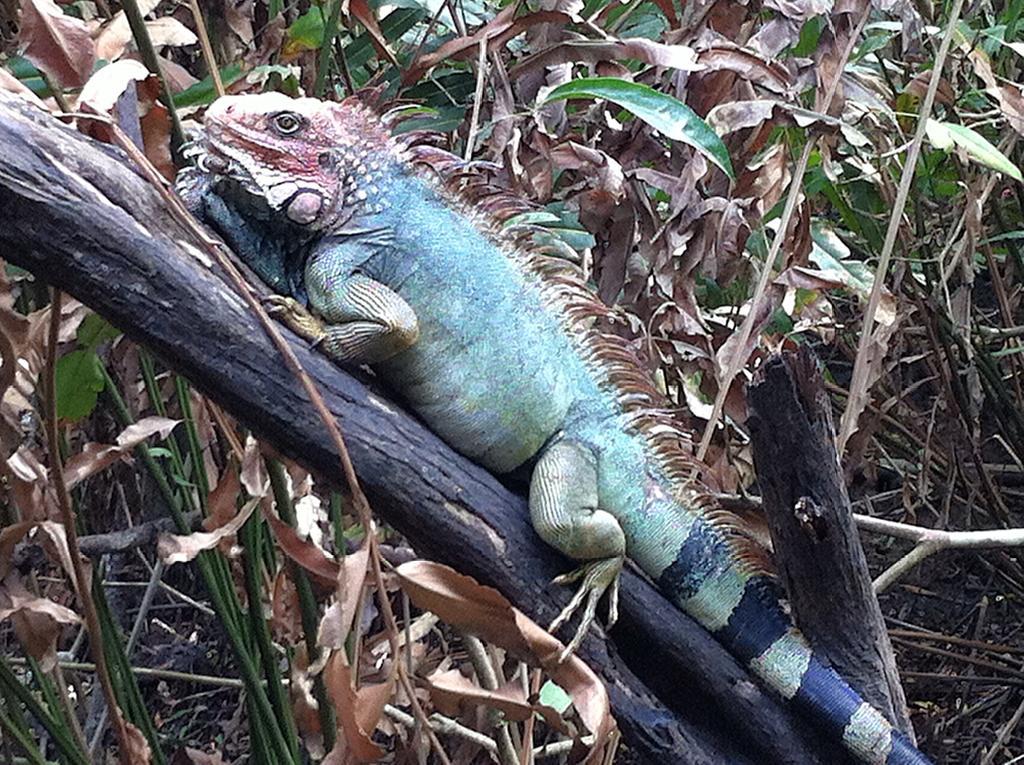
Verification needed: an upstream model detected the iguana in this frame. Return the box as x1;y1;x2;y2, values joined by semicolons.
175;92;932;765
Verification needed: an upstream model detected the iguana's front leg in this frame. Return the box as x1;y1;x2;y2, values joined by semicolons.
530;439;625;660
280;238;419;364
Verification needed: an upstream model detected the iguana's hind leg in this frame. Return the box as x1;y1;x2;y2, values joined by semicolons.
530;439;625;660
268;241;419;364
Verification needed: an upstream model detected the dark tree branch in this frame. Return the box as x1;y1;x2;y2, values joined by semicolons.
747;349;914;739
0;92;839;765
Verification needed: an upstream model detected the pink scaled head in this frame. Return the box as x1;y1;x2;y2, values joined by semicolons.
202;92;393;227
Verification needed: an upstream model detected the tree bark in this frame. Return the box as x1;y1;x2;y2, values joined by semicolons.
747;348;914;738
0;91;842;764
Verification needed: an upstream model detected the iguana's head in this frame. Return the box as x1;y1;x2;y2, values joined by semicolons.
202;92;393;230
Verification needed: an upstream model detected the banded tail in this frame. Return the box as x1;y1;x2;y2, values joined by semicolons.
656;514;933;765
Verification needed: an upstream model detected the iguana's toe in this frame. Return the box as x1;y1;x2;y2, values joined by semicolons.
549;555;623;662
264;295;327;344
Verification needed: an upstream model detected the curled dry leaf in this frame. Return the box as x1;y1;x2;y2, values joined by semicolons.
322;653;394;764
124;720;153;765
346;0;398;68
426;667;571;733
0;574;80;671
239;435;268;496
695;44;792;95
5;447;55;520
403;6;572;85
271;568;303;644
92;0;162;61
263;509;339;590
143;17;198;49
968;48;1024;138
63;415;179;489
78;58;152;114
393;560;615;761
157;497;259;565
510;39;699;81
289;644;323;742
763;0;832;23
18;0;96;89
318;544;370;650
0;519;89;595
206;462;243;530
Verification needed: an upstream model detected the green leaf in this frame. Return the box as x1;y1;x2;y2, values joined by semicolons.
538;681;572;713
173;63;245;108
77;314;121;351
540;77;734;178
55;350;105;421
285;7;326;54
925;119;1023;181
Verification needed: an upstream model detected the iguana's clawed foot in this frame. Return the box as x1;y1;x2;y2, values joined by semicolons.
264;295;327;345
549;556;623;662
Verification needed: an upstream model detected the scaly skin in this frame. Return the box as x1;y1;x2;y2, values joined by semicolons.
175;92;932;765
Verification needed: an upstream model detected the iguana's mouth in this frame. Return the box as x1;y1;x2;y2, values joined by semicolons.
192;137;260;195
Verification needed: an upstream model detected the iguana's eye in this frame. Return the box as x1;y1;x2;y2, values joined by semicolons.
271;112;304;136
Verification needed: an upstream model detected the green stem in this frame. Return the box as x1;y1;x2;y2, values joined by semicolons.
266;458;337;749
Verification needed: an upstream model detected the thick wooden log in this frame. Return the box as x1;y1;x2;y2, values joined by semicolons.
0;91;840;764
747;349;914;738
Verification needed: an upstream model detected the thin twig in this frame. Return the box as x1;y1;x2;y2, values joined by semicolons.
854;514;1024;593
186;0;224;98
464;39;489;161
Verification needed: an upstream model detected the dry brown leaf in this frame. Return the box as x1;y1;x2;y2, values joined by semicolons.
322;653;389;763
0;521;35;580
157;497;259;565
24;520;90;592
18;0;96;89
158;55;200;94
145;17;198;48
6;447;56;521
837;316;900;454
393;560;533;658
124;720;153;764
393;561;615;761
347;0;398;68
764;0;831;22
695;45;792;95
968;48;1024;138
63;415;179;489
93;0;162;61
264;509;339;589
271;568;303;644
0;574;80;671
77;58;151;114
239;435;268;496
288;644;323;745
403;7;571;85
510;39;698;80
426;667;572;732
903;69;956;106
224;0;255;45
318;544;370;650
206;464;243;530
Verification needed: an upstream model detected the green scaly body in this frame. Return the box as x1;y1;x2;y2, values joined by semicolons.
175;92;931;765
